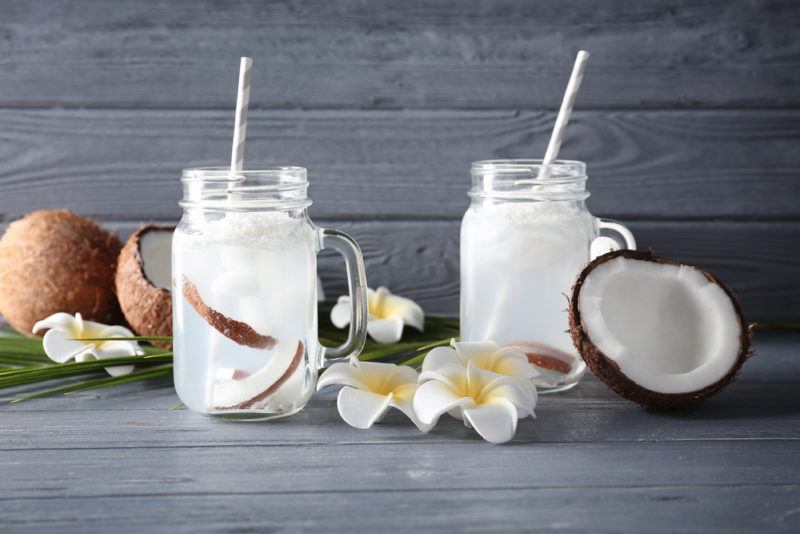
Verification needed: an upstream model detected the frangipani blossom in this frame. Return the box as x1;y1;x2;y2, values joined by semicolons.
423;340;539;386
331;287;424;344
32;312;143;377
415;361;537;444
317;356;431;432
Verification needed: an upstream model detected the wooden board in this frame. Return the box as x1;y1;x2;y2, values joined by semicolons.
0;332;798;532
0;109;798;221
0;219;796;321
123;220;796;322
1;0;799;109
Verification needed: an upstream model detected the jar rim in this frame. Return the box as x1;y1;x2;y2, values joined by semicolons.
469;159;589;201
182;166;307;183
471;159;586;176
180;166;311;211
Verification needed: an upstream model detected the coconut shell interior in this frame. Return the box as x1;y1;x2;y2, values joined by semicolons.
115;225;174;350
569;249;752;411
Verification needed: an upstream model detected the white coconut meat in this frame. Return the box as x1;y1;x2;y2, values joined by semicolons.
211;339;304;409
576;256;743;395
139;229;173;289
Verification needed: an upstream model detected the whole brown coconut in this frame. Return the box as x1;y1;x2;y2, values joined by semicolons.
115;225;174;350
0;210;122;335
569;249;751;411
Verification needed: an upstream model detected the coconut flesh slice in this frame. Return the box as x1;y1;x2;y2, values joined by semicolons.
211;339;304;410
569;250;750;410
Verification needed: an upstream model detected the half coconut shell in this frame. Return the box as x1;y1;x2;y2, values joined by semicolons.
569;250;751;411
115;225;174;349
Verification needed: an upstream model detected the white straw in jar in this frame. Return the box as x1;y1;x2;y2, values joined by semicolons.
542;50;589;169
230;56;253;172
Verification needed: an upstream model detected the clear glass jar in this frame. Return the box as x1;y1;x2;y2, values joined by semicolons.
461;160;635;392
172;167;367;418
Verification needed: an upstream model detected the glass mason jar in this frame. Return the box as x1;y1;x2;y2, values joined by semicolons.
460;160;636;392
172;167;368;418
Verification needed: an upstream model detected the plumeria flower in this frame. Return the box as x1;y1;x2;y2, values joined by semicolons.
32;312;143;377
414;361;536;444
422;340;539;397
317;356;431;432
331;287;424;345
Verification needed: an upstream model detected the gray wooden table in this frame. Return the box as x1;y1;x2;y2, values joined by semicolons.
0;330;797;533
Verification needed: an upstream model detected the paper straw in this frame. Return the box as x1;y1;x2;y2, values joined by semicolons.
230;57;253;172
542;50;589;167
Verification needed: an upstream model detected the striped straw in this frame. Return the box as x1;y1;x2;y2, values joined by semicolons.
542;50;590;167
230;57;253;172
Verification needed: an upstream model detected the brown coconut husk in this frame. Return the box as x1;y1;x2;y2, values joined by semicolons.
0;210;122;336
115;225;174;350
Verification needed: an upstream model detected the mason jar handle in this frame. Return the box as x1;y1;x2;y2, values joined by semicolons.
595;218;637;257
318;228;368;360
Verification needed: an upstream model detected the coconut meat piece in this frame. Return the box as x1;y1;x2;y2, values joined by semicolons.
139;229;173;290
577;256;742;395
211;339;303;408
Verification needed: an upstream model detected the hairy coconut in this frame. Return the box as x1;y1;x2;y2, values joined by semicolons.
0;210;122;335
115;225;175;349
569;250;751;411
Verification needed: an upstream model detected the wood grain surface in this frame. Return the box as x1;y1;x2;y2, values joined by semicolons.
0;0;798;109
0;109;798;221
0;331;798;532
89;219;795;322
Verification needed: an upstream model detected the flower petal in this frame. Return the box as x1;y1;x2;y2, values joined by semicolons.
482;381;537;419
367;316;404;345
41;329;92;363
352;359;403;392
381;294;425;331
413;380;472;425
418;362;469;392
421;346;461;372
317;361;366;391
462;398;519;444
103;364;136;377
388;383;433;432
94;341;139;377
385;365;420;392
97;324;137;339
489;347;540;379
330;297;352;329
31;313;77;335
336;386;391;429
452;341;499;368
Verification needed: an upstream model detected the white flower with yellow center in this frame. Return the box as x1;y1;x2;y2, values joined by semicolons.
32;312;143;377
414;361;537;444
317;356;431;432
331;287;424;344
422;340;539;389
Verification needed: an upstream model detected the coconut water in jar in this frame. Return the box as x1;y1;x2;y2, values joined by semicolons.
460;160;636;391
172;167;368;418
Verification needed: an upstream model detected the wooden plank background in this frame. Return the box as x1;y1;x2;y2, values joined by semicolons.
0;0;798;321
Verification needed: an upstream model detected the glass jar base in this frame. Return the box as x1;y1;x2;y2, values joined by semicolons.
535;361;586;394
537;380;581;394
204;405;305;422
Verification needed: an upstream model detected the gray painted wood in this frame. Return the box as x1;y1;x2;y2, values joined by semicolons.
1;0;798;109
309;220;800;322
2;486;799;533
0;109;798;221
2;219;793;321
0;332;797;532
